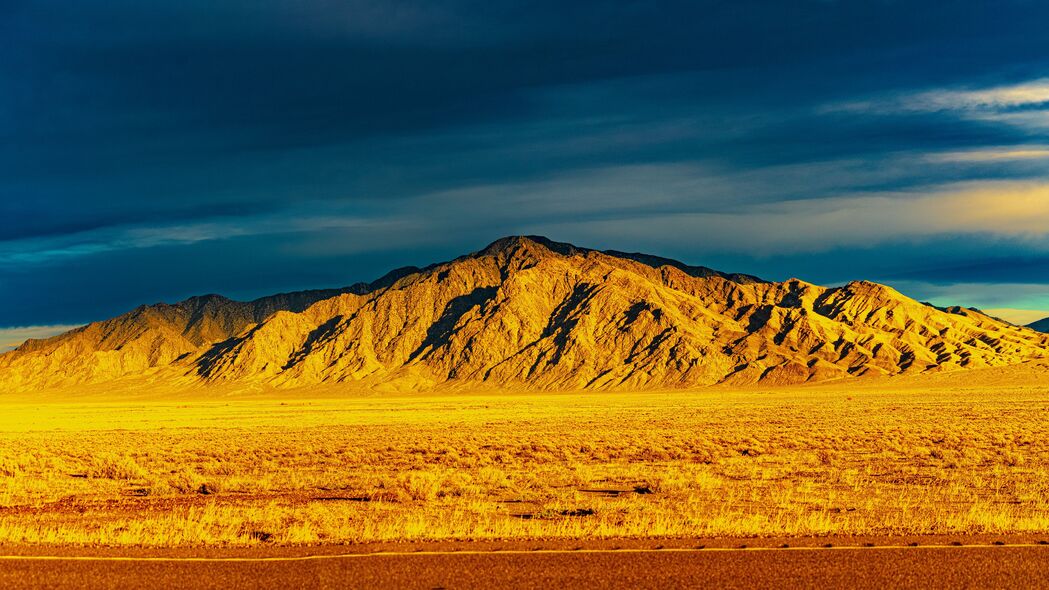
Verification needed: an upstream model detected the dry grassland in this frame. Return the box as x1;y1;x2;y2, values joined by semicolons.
1;383;1048;546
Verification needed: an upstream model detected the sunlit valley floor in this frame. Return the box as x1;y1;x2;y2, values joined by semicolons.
1;381;1049;547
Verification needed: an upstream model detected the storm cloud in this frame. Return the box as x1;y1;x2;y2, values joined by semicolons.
3;0;1049;333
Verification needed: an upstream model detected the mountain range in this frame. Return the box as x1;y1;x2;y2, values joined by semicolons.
1028;317;1049;333
1;236;1047;394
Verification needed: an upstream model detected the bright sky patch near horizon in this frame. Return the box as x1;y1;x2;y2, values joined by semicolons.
2;1;1048;337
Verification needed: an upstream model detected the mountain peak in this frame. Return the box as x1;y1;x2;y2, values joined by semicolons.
477;236;766;284
479;235;587;258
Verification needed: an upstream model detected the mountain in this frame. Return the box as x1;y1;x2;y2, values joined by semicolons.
0;289;349;391
2;236;1047;393
1029;318;1049;333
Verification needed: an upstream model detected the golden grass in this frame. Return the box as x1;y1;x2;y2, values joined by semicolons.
1;384;1049;546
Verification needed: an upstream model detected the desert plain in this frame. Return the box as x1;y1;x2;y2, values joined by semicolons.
2;362;1048;548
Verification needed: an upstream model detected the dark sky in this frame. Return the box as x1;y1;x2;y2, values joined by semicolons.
4;0;1049;341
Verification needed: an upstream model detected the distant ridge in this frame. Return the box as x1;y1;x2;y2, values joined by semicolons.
2;236;1047;394
1029;317;1049;333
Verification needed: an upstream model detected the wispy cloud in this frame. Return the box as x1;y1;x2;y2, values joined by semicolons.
828;78;1049;131
912;79;1049;111
0;209;391;267
927;147;1049;162
7;160;1049;270
525;177;1049;254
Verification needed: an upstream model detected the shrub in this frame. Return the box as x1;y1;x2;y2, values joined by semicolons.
167;468;221;494
88;454;148;480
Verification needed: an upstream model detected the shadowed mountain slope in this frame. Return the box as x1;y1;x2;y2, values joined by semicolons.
2;236;1047;393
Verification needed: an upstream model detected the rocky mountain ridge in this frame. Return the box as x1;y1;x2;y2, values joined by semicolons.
2;236;1046;393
